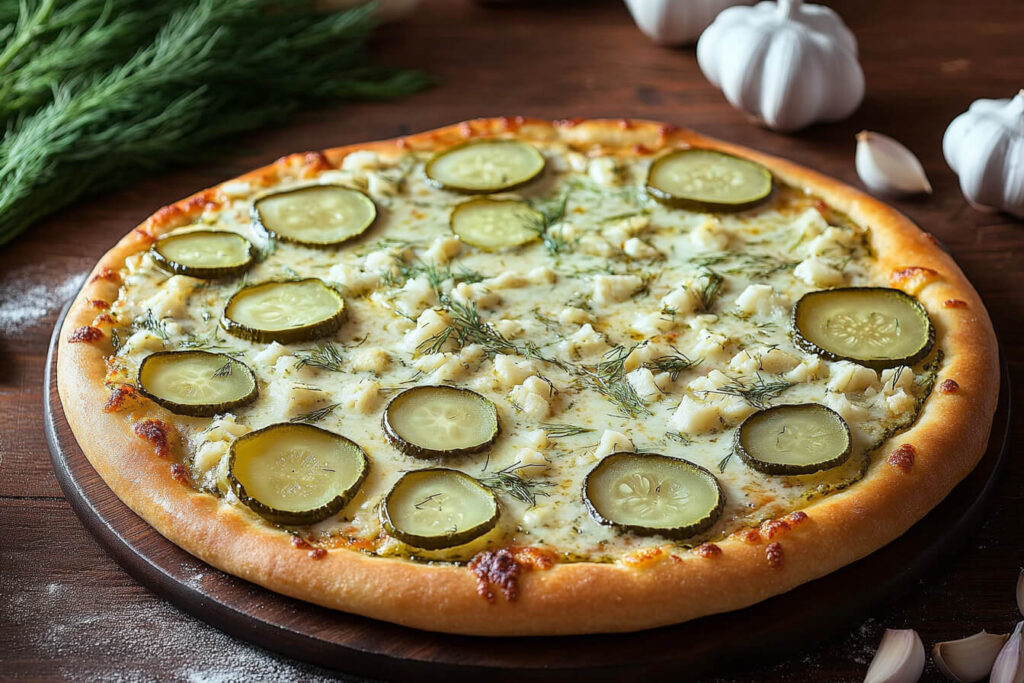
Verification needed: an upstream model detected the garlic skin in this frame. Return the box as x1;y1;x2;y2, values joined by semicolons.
864;628;925;683
624;0;754;46
991;622;1024;683
933;631;1010;683
943;90;1024;219
856;131;933;196
697;0;864;132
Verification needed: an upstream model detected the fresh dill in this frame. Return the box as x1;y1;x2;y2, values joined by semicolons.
541;423;594;438
413;492;442;510
573;345;652;418
701;373;794;410
692;268;724;312
478;462;555;507
690;253;797;280
110;328;123;353
295;341;345;372
666;431;692;446
528;189;573;255
289;402;339;424
643;349;701;381
212;360;234;378
718;451;735;473
889;366;906;391
131;308;169;341
179;330;228;351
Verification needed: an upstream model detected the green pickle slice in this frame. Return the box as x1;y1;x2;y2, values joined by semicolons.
792;287;935;370
383;386;499;458
151;229;254;279
426;139;545;193
734;404;853;475
229;423;369;525
221;278;346;344
137;351;258;417
450;197;542;250
646;148;773;211
583;452;725;539
380;468;499;549
253;185;376;248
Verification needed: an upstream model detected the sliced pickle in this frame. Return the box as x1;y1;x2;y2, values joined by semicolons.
137;350;257;417
450;197;542;250
383;386;499;458
425;139;545;193
646;148;773;212
583;452;725;539
229;423;369;525
792;287;935;370
734;403;852;475
380;468;499;549
222;278;346;344
252;185;377;248
151;229;254;279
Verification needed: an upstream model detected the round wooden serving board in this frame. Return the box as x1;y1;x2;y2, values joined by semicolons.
45;300;1011;682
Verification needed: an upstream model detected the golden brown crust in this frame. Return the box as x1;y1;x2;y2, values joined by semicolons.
57;118;999;635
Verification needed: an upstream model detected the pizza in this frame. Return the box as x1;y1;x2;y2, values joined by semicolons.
57;118;999;636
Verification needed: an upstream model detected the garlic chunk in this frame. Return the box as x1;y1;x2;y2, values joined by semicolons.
933;631;1009;683
856;131;933;196
864;628;925;683
991;622;1024;683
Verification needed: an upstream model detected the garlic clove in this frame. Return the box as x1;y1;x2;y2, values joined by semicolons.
990;622;1024;683
933;631;1010;682
1017;569;1023;618
855;131;933;196
864;628;925;683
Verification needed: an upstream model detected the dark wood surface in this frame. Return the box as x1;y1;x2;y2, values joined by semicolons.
3;0;1023;680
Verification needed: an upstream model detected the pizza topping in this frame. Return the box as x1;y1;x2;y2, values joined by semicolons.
380;468;500;550
68;325;103;343
170;462;191;485
734;403;852;475
138;351;258;417
449;197;542;251
103;383;140;413
792;287;935;370
469;548;521;602
646;149;773;212
222;278;346;344
583;452;725;540
760;518;792;540
890;265;940;293
383;386;499;458
228;423;369;526
765;541;783;568
940;379;960;393
132;418;171;457
944;298;969;309
253;185;377;248
425;139;545;193
694;542;722;558
151;229;254;279
887;444;916;472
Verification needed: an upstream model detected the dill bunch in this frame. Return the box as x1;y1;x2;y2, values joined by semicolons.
0;0;429;247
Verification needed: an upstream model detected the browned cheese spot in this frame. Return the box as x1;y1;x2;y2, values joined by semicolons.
887;444;916;472
170;463;191;485
469;549;522;603
694;543;722;559
766;542;783;569
939;379;960;394
760;518;792;540
943;298;968;309
68;326;103;343
132;419;171;458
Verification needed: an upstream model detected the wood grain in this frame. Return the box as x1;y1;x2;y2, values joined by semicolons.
3;0;1024;679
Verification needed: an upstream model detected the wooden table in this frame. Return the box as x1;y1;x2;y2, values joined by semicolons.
2;0;1022;679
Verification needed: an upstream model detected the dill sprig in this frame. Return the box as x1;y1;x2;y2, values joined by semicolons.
700;373;794;410
528;189;573;254
478;462;555;507
212;360;234;378
0;0;429;247
295;341;346;372
573;346;652;418
131;309;169;341
691;268;724;312
179;330;229;351
690;253;798;280
643;349;701;381
541;423;594;438
290;402;339;424
418;297;521;359
666;431;692;446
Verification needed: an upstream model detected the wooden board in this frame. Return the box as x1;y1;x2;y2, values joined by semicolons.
45;300;1011;682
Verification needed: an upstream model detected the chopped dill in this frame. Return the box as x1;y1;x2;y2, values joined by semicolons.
110;328;123;353
700;373;794;410
289;402;339;425
692;268;723;312
541;423;594;438
643;349;701;381
413;492;442;510
666;431;692;446
718;451;735;473
528;189;573;255
295;341;345;372
179;330;228;351
212;360;233;378
478;462;555;507
131;308;169;341
573;345;651;418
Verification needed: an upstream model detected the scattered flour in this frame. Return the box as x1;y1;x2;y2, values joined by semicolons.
0;264;86;335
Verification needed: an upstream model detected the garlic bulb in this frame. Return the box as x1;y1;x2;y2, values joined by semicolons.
933;631;1009;683
991;622;1024;683
624;0;754;46
697;0;865;132
864;629;926;683
856;131;933;196
943;90;1024;219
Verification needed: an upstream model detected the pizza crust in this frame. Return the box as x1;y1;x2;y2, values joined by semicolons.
58;118;999;635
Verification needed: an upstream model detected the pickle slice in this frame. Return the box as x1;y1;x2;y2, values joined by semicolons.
222;278;346;344
735;404;852;475
253;185;377;248
380;468;499;549
450;197;542;250
425;139;545;193
583;452;725;540
646;149;773;212
383;386;499;458
137;350;257;417
792;287;935;370
151;229;254;279
229;423;369;525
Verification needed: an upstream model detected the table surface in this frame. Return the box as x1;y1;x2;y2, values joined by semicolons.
2;0;1022;680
